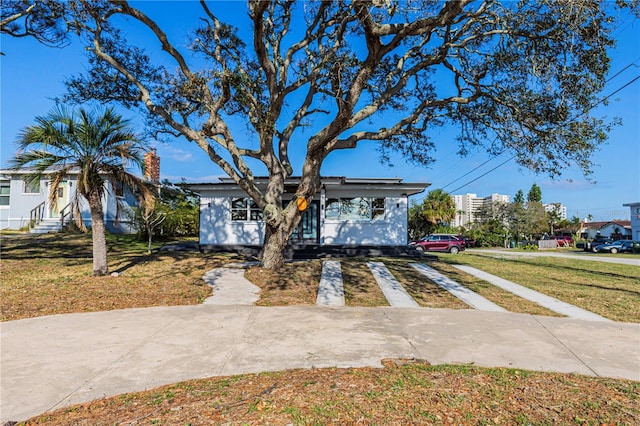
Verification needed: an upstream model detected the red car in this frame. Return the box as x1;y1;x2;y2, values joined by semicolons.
411;234;466;254
552;235;574;247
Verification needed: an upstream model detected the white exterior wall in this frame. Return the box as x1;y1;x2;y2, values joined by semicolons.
0;177;69;230
0;173;137;233
321;187;408;245
624;203;640;241
199;189;265;245
581;222;633;239
197;184;413;246
599;222;632;239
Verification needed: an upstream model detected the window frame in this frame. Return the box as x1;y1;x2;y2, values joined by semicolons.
0;181;10;207
22;178;39;194
230;197;262;222
324;197;386;222
112;180;124;198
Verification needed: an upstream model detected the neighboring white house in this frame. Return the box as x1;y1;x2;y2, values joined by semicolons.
623;202;640;240
578;220;632;240
0;168;139;233
188;177;429;247
452;193;510;227
1;152;160;233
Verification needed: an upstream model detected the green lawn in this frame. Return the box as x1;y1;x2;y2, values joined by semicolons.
434;252;640;323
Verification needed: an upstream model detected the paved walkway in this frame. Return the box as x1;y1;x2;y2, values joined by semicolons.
2;306;639;423
317;261;345;306
471;249;640;266
202;267;260;305
453;265;611;322
367;262;419;308
410;263;507;312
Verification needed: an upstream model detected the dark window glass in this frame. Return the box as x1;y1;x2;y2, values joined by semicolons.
231;197;262;221
0;182;9;206
324;197;386;221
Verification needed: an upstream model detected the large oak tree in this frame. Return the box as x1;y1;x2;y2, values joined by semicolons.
2;0;627;268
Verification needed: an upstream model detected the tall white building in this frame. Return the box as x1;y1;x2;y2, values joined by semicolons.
452;193;510;227
543;203;567;220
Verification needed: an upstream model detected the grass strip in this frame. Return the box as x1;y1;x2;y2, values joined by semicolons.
22;363;639;425
439;253;640;323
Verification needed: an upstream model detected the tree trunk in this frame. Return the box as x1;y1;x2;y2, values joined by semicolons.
261;224;289;270
88;192;109;276
259;166;321;270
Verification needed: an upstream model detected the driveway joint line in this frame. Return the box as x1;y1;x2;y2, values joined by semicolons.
381;310;424;363
532;315;601;377
215;307;257;376
47;317;180;414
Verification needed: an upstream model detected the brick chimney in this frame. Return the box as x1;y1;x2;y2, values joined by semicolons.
144;150;160;183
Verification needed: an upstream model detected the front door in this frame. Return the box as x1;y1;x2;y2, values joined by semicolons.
291;200;319;243
49;182;68;218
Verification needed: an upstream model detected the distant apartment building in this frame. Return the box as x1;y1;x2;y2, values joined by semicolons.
452;193;510;227
543;203;567;220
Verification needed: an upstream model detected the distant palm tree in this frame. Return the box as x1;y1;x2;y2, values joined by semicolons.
9;106;154;275
414;189;456;234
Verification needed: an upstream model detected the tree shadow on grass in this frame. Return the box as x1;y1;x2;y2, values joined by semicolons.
0;234;245;278
1;233;93;259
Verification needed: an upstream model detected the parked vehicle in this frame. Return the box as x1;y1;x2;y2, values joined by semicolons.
456;235;475;248
411;234;466;254
552;235;574;247
585;237;612;252
594;240;635;254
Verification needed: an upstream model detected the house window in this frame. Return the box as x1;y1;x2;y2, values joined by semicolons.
23;179;39;194
0;181;9;206
112;180;124;197
325;197;386;221
231;197;262;221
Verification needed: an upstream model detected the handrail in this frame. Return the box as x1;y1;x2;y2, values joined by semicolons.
29;201;45;229
59;203;73;228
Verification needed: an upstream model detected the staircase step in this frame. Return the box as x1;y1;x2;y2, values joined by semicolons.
30;219;64;234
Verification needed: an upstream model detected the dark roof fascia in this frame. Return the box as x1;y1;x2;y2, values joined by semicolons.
582;220;632;229
185;176;430;196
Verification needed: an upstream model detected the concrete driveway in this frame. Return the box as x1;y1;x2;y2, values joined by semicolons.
2;305;639;423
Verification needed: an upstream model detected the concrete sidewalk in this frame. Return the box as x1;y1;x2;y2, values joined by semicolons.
471;249;640;266
2;305;639;423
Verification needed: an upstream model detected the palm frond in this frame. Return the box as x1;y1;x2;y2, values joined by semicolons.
10;104;152;231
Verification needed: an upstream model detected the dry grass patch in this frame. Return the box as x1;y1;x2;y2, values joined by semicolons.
428;261;563;317
248;260;322;306
444;253;640;323
341;258;389;307
1;233;236;321
383;259;469;309
22;363;639;425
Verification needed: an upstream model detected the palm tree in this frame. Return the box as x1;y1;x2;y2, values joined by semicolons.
418;189;456;234
9;106;154;276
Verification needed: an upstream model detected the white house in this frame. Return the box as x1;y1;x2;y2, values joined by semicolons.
1;152;160;234
578;220;632;240
0;168;140;233
623;202;640;240
188;177;429;247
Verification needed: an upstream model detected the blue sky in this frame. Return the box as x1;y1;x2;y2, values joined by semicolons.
1;2;638;222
